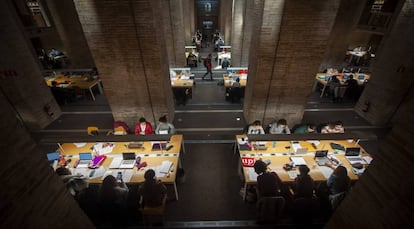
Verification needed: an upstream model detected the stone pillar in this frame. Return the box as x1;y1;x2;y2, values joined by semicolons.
161;0;187;67
0;87;93;228
355;0;414;126
45;0;95;68
326;4;414;223
320;0;368;71
183;0;194;45
219;0;232;45
231;0;257;67
0;0;61;129
74;0;174;128
244;0;341;126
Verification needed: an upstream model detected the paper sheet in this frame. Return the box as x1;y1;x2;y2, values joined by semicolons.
73;143;87;148
319;166;334;179
290;157;307;166
246;167;258;181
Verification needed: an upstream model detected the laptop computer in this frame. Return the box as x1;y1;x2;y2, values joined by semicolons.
77;152;93;168
345;147;365;164
119;152;136;169
47;152;60;166
314;150;329;166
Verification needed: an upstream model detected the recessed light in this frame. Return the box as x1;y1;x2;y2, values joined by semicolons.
236;117;241;121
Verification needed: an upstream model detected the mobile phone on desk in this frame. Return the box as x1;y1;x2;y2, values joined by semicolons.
116;171;122;181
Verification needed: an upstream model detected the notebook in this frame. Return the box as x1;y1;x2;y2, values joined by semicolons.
119;152;136;169
77;152;93;168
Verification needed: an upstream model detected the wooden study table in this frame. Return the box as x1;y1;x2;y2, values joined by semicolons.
56;135;183;200
313;73;370;98
235;134;372;200
222;74;247;87
45;74;103;100
223;74;247;101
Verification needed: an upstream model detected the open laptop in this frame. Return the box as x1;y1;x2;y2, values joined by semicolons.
345;147;365;164
119;152;136;169
77;152;93;168
47;152;60;166
314;150;329;166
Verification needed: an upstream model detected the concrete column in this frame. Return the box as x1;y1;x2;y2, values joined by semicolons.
0;0;61;129
355;0;414;126
0;92;94;228
161;0;187;67
320;0;369;71
74;0;174;128
244;0;341;126
45;0;95;68
231;0;256;67
230;0;246;67
219;0;232;45
183;0;194;45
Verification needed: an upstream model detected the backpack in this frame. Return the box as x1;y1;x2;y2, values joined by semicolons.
203;59;207;67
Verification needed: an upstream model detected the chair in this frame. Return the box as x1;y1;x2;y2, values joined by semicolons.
139;194;167;227
87;126;99;136
230;87;242;103
334;86;347;102
256;196;285;224
329;191;347;210
113;126;127;135
292;197;319;226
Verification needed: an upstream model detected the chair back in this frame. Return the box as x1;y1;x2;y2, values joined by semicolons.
113;126;127;135
257;196;285;224
87;126;99;136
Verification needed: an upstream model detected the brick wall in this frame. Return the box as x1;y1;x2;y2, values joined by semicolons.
355;0;414;126
74;0;174;128
245;0;340;126
320;0;368;71
0;92;93;228
0;0;61;129
45;0;96;68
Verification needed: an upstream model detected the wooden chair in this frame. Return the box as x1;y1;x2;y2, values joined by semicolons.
139;194;167;227
256;196;285;224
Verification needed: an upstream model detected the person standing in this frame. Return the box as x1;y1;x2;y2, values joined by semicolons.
202;53;213;81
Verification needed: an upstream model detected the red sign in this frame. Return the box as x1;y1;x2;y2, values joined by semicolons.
241;157;256;167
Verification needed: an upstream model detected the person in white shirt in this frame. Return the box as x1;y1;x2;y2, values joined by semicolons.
248;120;265;134
269;119;291;134
155;115;176;134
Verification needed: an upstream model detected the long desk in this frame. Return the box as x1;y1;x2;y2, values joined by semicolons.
313;73;370;98
56;135;183;200
235;134;372;200
45;74;103;100
223;74;247;100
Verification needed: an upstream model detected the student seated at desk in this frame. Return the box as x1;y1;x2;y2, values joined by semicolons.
155;115;176;135
248;120;265;134
321;121;345;134
293;123;316;134
99;175;129;207
292;165;314;199
254;160;282;199
135;117;154;135
56;167;88;197
139;169;167;208
268;119;291;134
